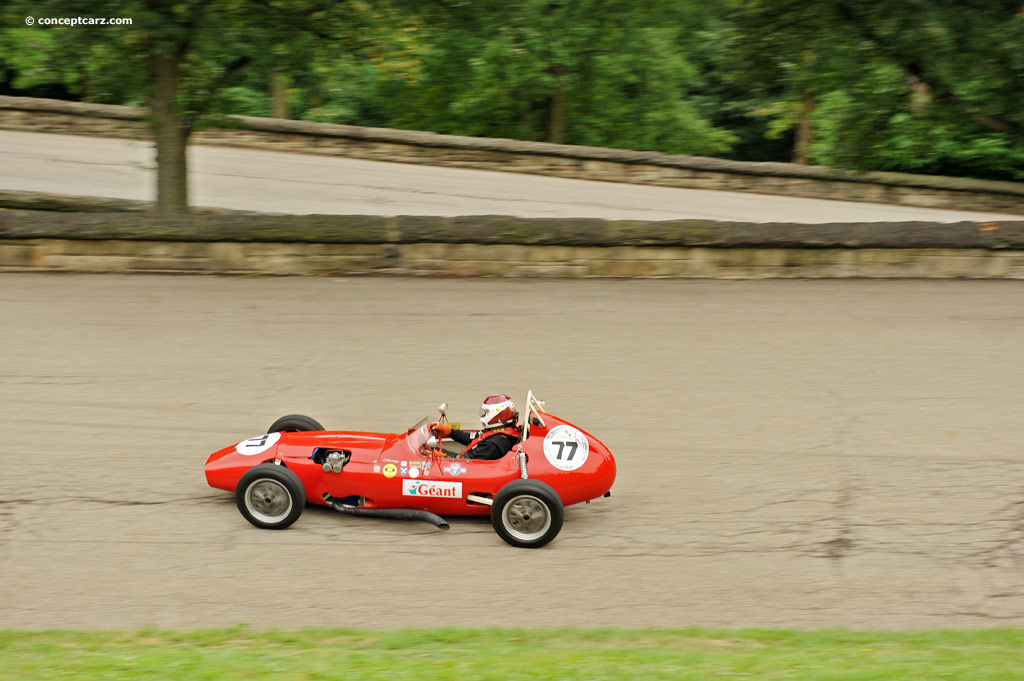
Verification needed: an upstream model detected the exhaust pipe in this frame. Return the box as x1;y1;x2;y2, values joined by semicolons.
327;497;449;530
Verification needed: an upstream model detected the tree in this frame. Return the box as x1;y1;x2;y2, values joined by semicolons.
365;0;736;155
3;1;1020;183
1;1;376;212
723;0;1024;178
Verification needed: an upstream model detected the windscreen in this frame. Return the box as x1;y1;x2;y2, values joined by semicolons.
405;416;431;454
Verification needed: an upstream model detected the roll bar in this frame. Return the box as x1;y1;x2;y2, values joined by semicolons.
513;391;546;480
519;390;546;442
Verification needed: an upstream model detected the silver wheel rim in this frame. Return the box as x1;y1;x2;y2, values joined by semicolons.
244;478;293;524
501;494;551;542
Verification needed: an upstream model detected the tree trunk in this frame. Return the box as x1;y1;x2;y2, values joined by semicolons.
149;53;190;213
547;82;565;144
519;102;535;140
270;71;290;119
792;89;816;165
906;72;932;113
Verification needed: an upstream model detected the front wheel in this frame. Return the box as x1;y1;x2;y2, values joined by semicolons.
236;463;306;530
490;480;564;548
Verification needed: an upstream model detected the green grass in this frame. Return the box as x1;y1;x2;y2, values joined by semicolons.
1;628;1022;681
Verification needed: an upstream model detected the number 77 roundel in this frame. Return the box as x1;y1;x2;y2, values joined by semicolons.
543;424;590;471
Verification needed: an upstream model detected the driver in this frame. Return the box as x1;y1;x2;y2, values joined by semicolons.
430;394;521;460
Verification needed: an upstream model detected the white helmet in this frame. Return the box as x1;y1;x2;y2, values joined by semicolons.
480;394;517;429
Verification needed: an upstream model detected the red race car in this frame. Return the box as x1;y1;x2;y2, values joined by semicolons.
205;393;615;548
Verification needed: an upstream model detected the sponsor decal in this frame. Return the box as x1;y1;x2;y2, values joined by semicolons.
400;461;408;467
373;464;381;473
409;467;420;478
543;425;590;471
382;463;398;479
402;480;462;498
444;462;467;476
400;466;409;476
235;432;281;456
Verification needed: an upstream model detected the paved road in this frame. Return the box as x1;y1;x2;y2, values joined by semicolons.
1;129;1019;223
2;274;1024;630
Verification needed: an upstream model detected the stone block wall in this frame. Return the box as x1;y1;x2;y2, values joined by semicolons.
2;96;1022;215
3;212;1024;279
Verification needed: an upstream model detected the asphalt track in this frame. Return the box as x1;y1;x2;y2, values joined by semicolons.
1;129;1020;223
2;274;1024;630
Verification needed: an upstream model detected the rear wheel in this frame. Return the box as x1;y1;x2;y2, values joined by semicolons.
268;414;324;432
236;463;306;530
490;480;564;548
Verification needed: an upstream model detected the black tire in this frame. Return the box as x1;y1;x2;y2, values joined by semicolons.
236;463;306;530
268;414;324;433
490;479;564;548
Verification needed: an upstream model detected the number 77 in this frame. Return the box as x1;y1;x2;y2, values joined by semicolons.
553;441;579;460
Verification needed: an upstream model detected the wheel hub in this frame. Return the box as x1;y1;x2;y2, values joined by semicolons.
246;479;292;521
503;495;550;539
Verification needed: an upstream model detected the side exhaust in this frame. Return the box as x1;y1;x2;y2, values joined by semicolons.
326;496;450;530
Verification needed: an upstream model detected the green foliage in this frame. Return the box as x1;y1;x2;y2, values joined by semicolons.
214;86;271;118
0;0;1021;180
0;16;145;103
376;0;736;155
812;79;1024;181
722;0;1024;179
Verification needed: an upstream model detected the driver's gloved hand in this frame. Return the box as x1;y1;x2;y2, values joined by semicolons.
431;423;452;437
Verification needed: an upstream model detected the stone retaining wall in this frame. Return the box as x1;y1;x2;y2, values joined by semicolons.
3;212;1024;279
3;96;1022;215
0;189;262;214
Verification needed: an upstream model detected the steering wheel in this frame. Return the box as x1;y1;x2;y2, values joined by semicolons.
422;437;444;457
422;404;452;457
421;424;447;458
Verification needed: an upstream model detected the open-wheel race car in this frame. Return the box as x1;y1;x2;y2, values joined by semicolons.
205;393;615;548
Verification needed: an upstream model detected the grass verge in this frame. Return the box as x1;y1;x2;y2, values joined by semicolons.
1;628;1022;680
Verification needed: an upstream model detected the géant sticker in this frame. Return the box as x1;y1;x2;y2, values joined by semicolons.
402;480;462;498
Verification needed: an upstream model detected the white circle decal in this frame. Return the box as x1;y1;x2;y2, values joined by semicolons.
543;425;589;471
235;432;281;456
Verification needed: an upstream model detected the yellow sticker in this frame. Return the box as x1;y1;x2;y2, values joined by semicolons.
383;463;397;479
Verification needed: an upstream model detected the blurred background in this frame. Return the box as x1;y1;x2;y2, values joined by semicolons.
2;0;1022;214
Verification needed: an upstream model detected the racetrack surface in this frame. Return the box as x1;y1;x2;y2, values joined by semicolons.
1;129;1020;223
2;274;1024;630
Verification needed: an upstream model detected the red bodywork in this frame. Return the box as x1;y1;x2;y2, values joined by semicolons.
205;414;616;515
